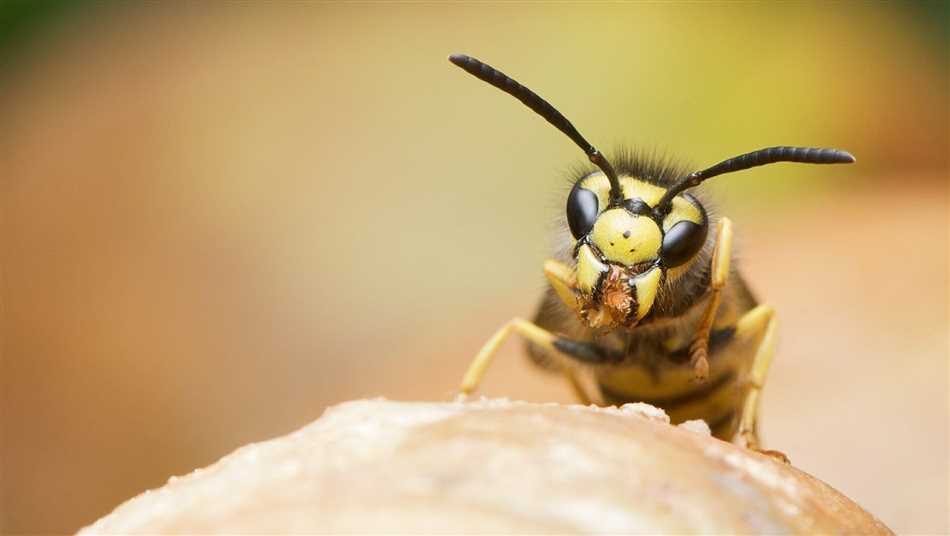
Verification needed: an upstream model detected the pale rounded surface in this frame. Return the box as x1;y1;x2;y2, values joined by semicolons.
79;399;892;534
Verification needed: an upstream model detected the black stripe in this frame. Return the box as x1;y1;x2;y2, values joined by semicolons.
553;337;625;364
667;327;736;364
599;369;736;408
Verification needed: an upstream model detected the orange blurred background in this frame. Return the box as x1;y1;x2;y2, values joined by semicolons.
1;3;947;534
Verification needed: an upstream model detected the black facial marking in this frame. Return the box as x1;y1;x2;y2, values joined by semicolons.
567;184;599;239
623;197;652;216
660;220;708;268
623;278;641;325
590;269;607;304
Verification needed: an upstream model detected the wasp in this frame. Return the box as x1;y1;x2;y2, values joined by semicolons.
449;54;854;454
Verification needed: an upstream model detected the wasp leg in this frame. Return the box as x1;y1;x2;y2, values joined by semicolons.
459;317;617;399
543;259;580;313
542;258;594;405
733;305;788;463
460;318;558;397
689;217;733;382
458;260;603;401
564;369;593;406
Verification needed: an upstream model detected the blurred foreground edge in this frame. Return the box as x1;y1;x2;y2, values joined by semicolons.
78;399;892;534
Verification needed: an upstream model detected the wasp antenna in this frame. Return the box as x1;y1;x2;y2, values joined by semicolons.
655;146;856;214
449;53;623;205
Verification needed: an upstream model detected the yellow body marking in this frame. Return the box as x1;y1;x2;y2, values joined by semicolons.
632;266;662;320
576;244;608;295
589;210;661;266
596;343;748;401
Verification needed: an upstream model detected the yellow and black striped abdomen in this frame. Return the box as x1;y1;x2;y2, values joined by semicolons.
595;295;767;439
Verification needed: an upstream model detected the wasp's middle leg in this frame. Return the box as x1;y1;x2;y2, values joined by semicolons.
733;304;788;463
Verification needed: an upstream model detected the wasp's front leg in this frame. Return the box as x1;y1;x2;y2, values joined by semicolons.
459;317;558;397
689;217;733;381
542;259;581;314
458;259;604;403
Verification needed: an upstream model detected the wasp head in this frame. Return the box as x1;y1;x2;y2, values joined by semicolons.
567;171;708;329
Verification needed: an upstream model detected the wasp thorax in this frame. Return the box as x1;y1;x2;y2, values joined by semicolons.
589;209;662;267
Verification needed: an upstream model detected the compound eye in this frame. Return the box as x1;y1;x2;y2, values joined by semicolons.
661;220;708;268
566;185;599;239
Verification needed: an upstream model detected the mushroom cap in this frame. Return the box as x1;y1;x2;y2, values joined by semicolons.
79;399;892;534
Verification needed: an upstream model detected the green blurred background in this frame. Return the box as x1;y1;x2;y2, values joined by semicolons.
1;3;947;534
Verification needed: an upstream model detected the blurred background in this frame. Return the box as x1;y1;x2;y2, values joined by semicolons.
1;2;946;534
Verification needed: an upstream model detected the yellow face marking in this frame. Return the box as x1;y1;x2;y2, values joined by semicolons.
590;209;661;266
662;197;702;231
631;265;662;321
622;179;668;207
576;244;607;296
578;173;703;232
578;172;612;212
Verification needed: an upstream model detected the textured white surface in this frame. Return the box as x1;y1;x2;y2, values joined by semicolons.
79;399;891;534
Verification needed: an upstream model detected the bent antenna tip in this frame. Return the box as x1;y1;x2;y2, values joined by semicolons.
835;150;856;164
448;53;471;66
